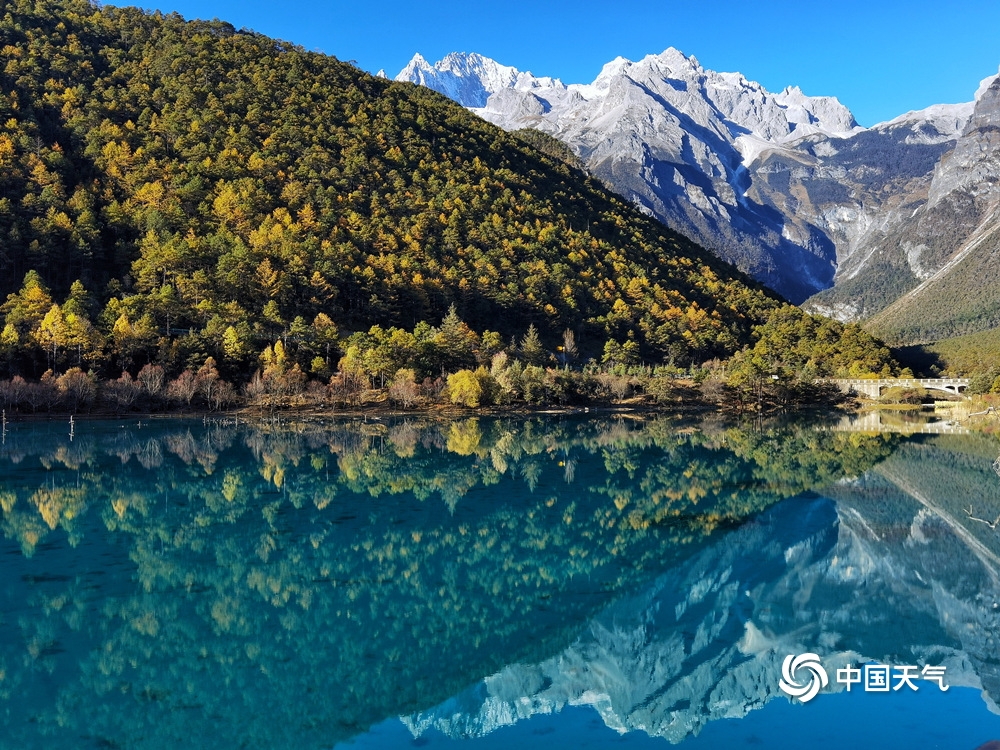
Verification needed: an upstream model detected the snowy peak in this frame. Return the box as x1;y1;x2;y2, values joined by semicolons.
967;69;1000;134
602;48;860;143
974;67;1000;102
393;48;996;307
397;51;430;78
876;102;973;144
394;48;866;301
397;49;861;147
589;55;633;90
773;86;858;134
395;51;560;108
871;70;994;142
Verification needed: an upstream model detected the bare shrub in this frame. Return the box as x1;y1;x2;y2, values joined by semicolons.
167;370;197;407
283;364;306;396
194;358;221;406
137;364;165;399
22;373;58;412
210;380;239;411
611;375;632;401
0;376;27;411
594;372;632;402
388;368;420;408
699;378;730;404
56;368;97;412
244;371;267;404
304;379;328;405
421;377;445;401
328;372;360;406
104;371;142;412
262;363;306;400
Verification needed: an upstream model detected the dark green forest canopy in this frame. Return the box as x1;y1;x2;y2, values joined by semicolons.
0;0;895;380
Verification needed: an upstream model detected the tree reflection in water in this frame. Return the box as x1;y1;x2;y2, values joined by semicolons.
0;415;900;748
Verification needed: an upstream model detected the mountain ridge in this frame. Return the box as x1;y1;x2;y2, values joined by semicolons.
393;49;873;302
818;68;1000;342
396;51;1000;332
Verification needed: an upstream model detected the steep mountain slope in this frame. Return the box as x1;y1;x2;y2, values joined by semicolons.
0;1;781;375
755;103;971;320
398;52;1000;332
910;325;1000;382
0;1;904;382
852;74;1000;343
398;49;861;302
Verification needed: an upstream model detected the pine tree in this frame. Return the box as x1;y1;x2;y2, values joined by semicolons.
437;305;478;372
520;324;546;366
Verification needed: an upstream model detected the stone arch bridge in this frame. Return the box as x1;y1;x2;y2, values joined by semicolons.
823;378;970;399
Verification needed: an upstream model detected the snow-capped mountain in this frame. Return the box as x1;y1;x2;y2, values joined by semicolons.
395;49;865;301
396;52;561;108
396;51;992;311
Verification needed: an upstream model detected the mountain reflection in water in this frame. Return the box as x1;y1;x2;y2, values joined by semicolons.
393;431;1000;746
0;416;996;747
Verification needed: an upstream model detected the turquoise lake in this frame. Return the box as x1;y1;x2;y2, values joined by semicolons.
2;414;1000;748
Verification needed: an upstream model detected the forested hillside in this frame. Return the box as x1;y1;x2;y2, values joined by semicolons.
901;326;1000;391
0;0;895;401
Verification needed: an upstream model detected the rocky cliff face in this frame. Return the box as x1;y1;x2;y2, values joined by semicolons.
755;107;969;271
397;49;863;302
397;52;1000;324
401;478;1000;743
815;72;1000;341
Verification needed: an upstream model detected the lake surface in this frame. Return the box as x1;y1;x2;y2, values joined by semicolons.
2;414;1000;748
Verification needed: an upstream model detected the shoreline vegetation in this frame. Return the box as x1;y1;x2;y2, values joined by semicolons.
0;359;857;421
0;265;896;418
7;354;994;425
0;298;870;419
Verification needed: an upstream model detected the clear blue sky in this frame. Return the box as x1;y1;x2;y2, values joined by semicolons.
139;0;1000;127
